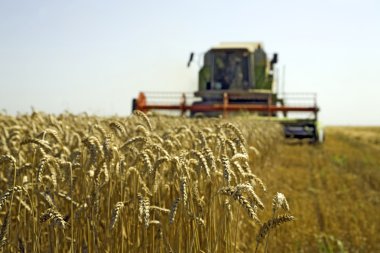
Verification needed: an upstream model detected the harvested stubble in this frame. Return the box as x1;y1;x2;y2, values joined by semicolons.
0;111;292;252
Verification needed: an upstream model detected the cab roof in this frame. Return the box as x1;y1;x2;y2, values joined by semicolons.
211;42;263;53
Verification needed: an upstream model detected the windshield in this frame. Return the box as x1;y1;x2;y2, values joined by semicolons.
212;50;250;90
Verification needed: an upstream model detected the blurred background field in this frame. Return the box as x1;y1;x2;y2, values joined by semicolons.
260;127;380;252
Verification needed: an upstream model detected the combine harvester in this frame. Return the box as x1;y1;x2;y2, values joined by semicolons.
133;42;322;143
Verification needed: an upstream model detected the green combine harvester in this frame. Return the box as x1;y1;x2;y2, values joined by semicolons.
133;42;322;143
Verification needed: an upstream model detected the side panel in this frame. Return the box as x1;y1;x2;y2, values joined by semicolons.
253;47;270;90
198;52;212;91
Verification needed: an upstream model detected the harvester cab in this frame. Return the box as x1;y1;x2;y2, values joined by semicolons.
192;42;278;117
197;43;274;93
133;42;322;143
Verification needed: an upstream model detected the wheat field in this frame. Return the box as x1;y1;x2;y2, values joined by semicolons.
0;111;295;253
0;111;378;252
261;127;380;252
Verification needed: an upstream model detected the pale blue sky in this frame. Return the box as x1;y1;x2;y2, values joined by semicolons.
0;0;379;125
